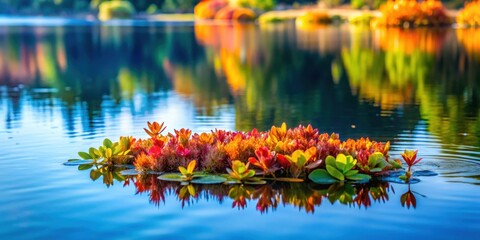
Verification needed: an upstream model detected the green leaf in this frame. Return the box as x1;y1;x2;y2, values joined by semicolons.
389;159;403;169
245;170;255;178
325;155;336;167
191;175;227;184
158;173;186;182
63;159;93;166
90;170;102;181
370;167;383;172
78;164;93;171
326;165;345;181
308;169;338;184
343;156;356;172
297;154;307;168
112;171;125;181
369;152;384;167
344;170;359;177
346;173;371;182
99;146;106;156
103;138;113;148
89;148;98;159
335;154;347;171
78;151;92;160
263;177;304;183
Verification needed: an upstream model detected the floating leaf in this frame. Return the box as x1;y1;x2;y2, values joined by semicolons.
309;169;338;184
158;173;185;182
120;169;140;176
63;159;93;166
244;179;267;185
262;177;304;183
191;175;227;184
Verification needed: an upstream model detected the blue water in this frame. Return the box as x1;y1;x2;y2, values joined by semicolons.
0;20;480;239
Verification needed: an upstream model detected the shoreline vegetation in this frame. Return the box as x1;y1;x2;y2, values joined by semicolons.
3;0;478;29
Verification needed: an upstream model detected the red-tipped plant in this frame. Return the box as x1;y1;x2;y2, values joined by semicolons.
144;121;166;139
248;146;277;176
400;150;422;182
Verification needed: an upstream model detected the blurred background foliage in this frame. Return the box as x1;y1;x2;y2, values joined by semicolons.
0;0;469;14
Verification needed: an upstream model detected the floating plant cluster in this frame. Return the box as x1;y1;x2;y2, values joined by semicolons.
68;122;423;185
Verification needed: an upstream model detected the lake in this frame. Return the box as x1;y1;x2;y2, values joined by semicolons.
0;19;479;239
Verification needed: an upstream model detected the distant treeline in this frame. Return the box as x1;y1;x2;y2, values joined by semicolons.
0;0;468;14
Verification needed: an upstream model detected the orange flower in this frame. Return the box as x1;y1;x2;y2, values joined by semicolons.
401;150;422;171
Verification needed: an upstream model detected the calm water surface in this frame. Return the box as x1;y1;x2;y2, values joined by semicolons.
1;19;480;239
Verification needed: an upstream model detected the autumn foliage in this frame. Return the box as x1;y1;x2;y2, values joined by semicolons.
457;0;480;27
373;0;451;27
127;121;399;179
194;0;256;21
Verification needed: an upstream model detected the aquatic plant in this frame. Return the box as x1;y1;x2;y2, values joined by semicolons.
356;152;402;174
72;121;425;186
248;146;278;176
308;154;371;184
457;0;480;27
77;137;133;165
399;150;422;182
277;147;319;178
226;160;265;184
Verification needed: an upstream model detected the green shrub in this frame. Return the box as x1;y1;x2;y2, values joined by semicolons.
98;1;135;20
229;0;276;11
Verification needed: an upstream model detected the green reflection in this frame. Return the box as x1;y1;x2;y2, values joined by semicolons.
0;24;479;146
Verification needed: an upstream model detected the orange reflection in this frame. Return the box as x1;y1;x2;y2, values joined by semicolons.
457;28;480;57
374;28;446;55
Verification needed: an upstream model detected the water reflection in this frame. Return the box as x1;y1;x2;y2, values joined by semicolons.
91;166;419;213
0;24;479;146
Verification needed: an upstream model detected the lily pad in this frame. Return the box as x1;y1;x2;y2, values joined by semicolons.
63;159;93;166
158;173;185;182
191;175;227;184
120;169;140;176
262;177;304;183
244;179;267;185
